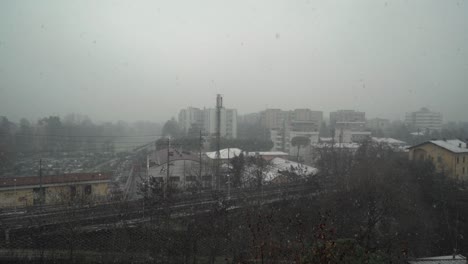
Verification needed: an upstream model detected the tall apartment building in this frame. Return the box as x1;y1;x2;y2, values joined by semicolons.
238;112;261;124
330;110;366;127
178;107;204;134
260;109;289;129
261;108;322;131
366;118;390;132
268;109;323;159
178;106;238;139
405;107;442;132
203;108;238;139
330;110;370;143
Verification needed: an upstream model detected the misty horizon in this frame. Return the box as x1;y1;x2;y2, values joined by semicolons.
1;0;467;123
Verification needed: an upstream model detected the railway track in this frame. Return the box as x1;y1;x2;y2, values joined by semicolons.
0;182;320;232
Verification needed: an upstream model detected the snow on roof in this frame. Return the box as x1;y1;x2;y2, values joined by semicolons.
259;158;317;182
205;148;242;159
349;131;372;135
411;131;425;136
408;254;466;264
429;139;468;153
270;158;318;174
246;151;289;156
372;137;406;145
312;142;361;149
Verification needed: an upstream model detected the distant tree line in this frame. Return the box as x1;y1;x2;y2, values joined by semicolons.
0;114;161;171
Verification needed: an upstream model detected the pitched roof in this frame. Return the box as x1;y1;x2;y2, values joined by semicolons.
0;172;111;188
246;151;289;157
409;139;468;153
407;254;466;264
372;137;406;145
205;148;242;159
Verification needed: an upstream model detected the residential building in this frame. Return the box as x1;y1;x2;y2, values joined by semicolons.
334;129;371;143
178;107;204;134
408;139;468;180
270;127;319;160
291;109;323;129
267;109;322;162
0;172;111;208
260;109;289;129
238;112;261;124
261;108;323;131
203;108;238;139
329;110;366;127
405;107;443;132
367;118;390;132
329;110;370;143
177;105;238;138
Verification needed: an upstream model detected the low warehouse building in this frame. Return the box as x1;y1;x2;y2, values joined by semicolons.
0;172;111;208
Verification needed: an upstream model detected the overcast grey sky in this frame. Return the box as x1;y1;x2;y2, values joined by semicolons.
1;0;467;123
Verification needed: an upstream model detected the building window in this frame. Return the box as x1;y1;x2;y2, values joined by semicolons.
70;186;76;198
170;176;180;182
463;167;466;174
464;156;466;163
84;185;92;195
186;176;197;182
457;157;460;164
202;175;212;181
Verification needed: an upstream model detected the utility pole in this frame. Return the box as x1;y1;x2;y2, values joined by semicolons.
227;174;231;200
165;137;170;199
13;179;16;213
39;159;43;208
199;130;203;190
215;94;222;190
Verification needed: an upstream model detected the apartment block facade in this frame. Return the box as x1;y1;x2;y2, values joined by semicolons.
178;106;238;139
405;107;442;132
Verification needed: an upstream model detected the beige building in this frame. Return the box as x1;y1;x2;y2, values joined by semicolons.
408;139;468;180
0;173;111;208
